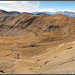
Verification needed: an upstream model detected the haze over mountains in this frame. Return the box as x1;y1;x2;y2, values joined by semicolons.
33;11;75;18
0;9;75;74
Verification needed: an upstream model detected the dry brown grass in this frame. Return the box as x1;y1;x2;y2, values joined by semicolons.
0;13;75;74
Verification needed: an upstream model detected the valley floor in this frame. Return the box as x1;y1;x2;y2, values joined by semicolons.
0;35;75;74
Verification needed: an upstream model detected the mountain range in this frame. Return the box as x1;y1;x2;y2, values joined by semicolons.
0;9;75;74
0;9;75;17
33;11;75;18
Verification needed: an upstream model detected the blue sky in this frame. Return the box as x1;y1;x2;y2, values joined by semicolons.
40;1;75;10
0;1;75;12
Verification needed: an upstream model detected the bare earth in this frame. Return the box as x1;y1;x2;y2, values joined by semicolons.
0;13;75;74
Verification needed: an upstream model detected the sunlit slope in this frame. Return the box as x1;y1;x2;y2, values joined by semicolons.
0;13;75;74
0;13;75;37
0;35;75;74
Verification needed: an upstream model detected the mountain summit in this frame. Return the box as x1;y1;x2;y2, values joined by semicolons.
0;9;20;14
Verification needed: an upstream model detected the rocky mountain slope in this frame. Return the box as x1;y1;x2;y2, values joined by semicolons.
0;11;75;74
0;12;75;37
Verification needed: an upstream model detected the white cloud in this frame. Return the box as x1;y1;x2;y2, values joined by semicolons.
0;1;56;12
0;1;75;13
0;1;40;12
0;1;16;4
38;8;56;12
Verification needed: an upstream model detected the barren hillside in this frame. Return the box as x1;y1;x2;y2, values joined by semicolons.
0;12;75;74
